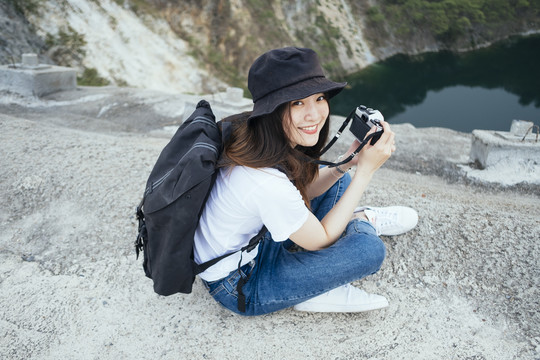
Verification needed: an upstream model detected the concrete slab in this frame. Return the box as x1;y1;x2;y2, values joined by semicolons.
0;54;76;97
470;127;539;169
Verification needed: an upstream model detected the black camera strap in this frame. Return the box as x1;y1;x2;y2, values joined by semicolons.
318;108;356;157
314;132;377;167
311;108;377;168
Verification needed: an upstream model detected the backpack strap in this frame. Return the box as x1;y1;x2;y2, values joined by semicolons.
235;225;267;312
193;225;268;313
193;225;268;275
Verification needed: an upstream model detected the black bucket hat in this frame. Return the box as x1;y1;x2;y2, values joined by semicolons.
247;47;347;120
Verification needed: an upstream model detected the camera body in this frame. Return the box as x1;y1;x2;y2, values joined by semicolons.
349;105;384;144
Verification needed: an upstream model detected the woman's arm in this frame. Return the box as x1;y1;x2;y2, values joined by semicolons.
290;121;395;251
305;166;347;199
305;136;367;199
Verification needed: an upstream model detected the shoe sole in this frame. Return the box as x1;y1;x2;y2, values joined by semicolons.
293;299;389;313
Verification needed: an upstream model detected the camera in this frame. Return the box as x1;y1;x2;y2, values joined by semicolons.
349;105;384;144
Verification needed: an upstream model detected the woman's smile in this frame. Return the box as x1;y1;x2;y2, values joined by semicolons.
299;123;320;135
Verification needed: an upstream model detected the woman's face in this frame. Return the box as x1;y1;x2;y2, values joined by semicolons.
283;92;329;148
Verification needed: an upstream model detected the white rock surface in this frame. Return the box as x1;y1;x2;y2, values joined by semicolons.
1;87;538;360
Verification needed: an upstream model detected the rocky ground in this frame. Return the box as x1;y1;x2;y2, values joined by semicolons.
0;86;539;359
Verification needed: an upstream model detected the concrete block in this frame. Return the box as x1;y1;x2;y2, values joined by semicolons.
22;53;39;67
0;54;77;97
510;119;535;136
208;87;252;109
470;124;539;169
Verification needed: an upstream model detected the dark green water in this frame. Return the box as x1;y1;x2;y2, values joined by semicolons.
330;34;540;133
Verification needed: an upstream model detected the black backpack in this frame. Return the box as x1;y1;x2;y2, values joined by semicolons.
134;100;266;311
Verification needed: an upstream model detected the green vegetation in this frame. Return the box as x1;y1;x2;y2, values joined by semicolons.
110;0;159;16
378;0;540;44
246;0;275;19
77;67;110;86
313;15;343;75
44;26;109;87
44;26;87;64
206;45;245;88
244;0;286;44
367;6;385;24
7;0;42;16
365;5;388;43
191;0;292;88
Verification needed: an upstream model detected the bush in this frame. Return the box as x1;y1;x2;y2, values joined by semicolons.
379;0;540;43
44;26;86;66
77;67;110;87
7;0;41;16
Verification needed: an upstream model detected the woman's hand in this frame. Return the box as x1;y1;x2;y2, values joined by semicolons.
354;120;395;175
338;120;395;172
292;122;395;250
291;121;395;250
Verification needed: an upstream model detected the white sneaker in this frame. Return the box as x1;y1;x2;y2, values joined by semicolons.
355;206;418;236
293;284;389;313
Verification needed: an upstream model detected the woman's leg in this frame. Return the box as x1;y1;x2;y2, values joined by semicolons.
203;173;385;316
282;172;351;251
310;172;351;221
205;218;385;316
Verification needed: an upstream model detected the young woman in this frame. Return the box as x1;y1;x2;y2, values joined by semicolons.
193;47;418;316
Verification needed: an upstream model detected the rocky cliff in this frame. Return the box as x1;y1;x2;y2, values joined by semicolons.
2;0;539;94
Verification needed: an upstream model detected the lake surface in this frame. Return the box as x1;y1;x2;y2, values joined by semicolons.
330;34;540;133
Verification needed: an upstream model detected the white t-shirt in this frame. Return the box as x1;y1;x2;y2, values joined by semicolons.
194;166;309;281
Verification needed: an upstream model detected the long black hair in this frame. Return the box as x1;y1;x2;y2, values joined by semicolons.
220;101;331;206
